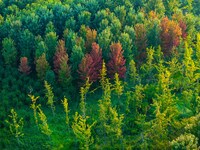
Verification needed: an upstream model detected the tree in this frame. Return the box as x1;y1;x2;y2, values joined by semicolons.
127;60;138;86
70;45;84;74
98;78;124;149
85;27;97;52
145;0;165;18
97;27;113;60
119;32;133;64
18;57;31;75
58;59;72;89
78;42;103;82
2;37;17;65
160;17;182;56
107;43;126;79
36;53;50;80
18;29;35;61
45;31;58;62
78;11;91;27
134;24;147;63
53;40;69;74
35;40;47;59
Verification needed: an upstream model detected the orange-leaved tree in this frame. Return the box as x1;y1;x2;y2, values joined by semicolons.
160;17;182;56
53;40;69;74
18;57;31;75
107;43;126;79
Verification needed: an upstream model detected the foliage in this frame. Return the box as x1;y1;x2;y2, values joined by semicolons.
160;17;182;56
36;53;50;80
2;37;17;65
170;133;199;150
37;106;52;137
18;57;31;75
5;109;24;139
107;43;126;79
78;42;102;82
0;0;200;149
44;81;55;116
72;112;95;150
62;97;70;126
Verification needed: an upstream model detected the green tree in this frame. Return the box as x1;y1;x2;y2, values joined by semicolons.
97;27;113;60
45;31;58;62
2;37;17;65
36;53;50;80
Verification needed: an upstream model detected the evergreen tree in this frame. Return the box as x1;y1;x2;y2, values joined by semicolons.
107;43;126;79
2;37;17;65
36;53;50;80
18;57;31;75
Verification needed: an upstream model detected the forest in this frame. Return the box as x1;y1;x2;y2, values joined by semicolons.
0;0;200;149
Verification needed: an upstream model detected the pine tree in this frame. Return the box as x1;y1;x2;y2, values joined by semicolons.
114;73;123;98
78;43;102;82
127;60;138;86
2;37;17;65
45;31;58;62
72;79;95;150
134;23;147;63
62;97;70;127
107;43;126;79
58;59;72;89
53;40;69;74
72;112;95;150
98;78;124;148
5;109;24;143
38;106;52;137
160;17;182;56
18;57;31;75
44;81;55;116
85;27;97;52
29;95;40;125
36;53;50;80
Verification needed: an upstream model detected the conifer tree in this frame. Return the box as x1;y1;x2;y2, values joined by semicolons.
5;109;24;143
183;41;197;81
37;106;52;137
85;27;97;52
53;40;69;74
149;69;179;149
127;60;138;86
45;31;58;62
72;112;95;150
78;43;102;82
98;78;124;148
62;97;70;128
160;17;182;56
44;81;55;116
36;53;50;80
70;45;84;74
29;95;40;125
2;37;17;65
72;79;95;150
18;57;31;75
114;73;123;98
107;43;126;79
58;60;72;89
134;23;147;63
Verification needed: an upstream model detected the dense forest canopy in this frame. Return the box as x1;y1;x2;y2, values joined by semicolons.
0;0;200;149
